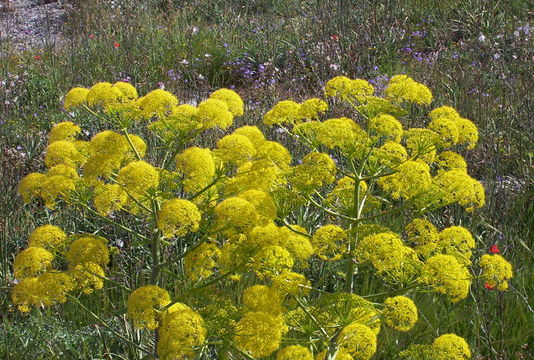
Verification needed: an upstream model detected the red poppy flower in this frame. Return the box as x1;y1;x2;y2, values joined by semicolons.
489;245;500;254
114;42;121;48
89;34;95;39
34;55;41;60
484;283;494;290
331;34;340;41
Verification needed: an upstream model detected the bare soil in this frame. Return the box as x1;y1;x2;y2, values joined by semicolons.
0;0;70;54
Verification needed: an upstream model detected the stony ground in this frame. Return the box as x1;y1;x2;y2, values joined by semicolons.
0;0;70;54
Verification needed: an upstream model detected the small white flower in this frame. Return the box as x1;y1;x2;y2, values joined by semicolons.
329;64;339;71
478;34;486;42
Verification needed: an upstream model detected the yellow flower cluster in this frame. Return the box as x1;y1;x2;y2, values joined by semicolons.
420;254;470;303
184;242;221;281
479;254;513;291
277;345;313;360
126;285;171;330
157;198;201;238
158;305;206;360
338;322;377;359
263;98;328;126
324;76;374;101
382;296;418;331
11;226;109;312
356;232;420;283
13;77;499;359
400;333;471;360
385;75;433;105
234;311;285;358
66;83;243;133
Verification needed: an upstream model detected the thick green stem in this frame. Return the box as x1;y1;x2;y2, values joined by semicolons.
150;199;162;285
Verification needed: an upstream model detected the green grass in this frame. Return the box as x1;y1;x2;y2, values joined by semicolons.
1;0;532;359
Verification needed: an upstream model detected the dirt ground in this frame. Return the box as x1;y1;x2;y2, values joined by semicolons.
0;0;70;55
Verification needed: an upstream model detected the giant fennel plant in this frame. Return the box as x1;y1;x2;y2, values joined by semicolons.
13;75;513;359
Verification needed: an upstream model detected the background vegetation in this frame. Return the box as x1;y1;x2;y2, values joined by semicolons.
1;0;532;359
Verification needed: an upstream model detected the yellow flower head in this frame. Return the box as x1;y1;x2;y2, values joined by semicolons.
403;128;439;163
432;334;471;360
378;160;432;199
385;75;432;105
437;226;475;266
40;175;76;209
263;100;302;126
184;242;220;281
28;225;67;253
277;345;313;360
116;160;160;196
256;141;292;168
64;87;89;110
356;232;420;282
436;151;467;172
338;322;377;360
420;254;470;303
233;125;266;147
69;261;105;294
113;81;138;101
325;76;374;100
157;198;201;238
429;106;460;121
371;141;408;167
369;114;403;142
86;82;123;109
158;307;206;360
434;169;485;211
272;270;311;296
93;183;128;216
234;311;283;358
316;117;368;153
197;98;234;129
18;172;46;203
214;197;259;234
135;89;178;120
238;189;277;225
37;271;75;307
428;117;459;148
216;134;256;165
14;247;54;278
299;98;328;119
479;254;513;291
455;118;478;149
127;285;171;330
48;121;81;144
175;146;215;193
243;285;283;315
89;130;128;159
290;152;337;192
65;235;109;268
251;245;295;277
11;277;41;312
382;296;418;331
209;88;244;116
47;164;78;180
405;218;439;258
44;140;83;168
312;224;347;261
245;223;282;251
279;226;314;263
